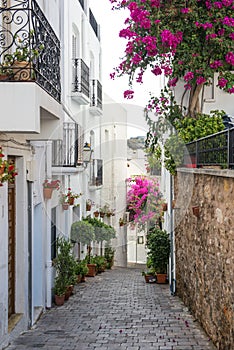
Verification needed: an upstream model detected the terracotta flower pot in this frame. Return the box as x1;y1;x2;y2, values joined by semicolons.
54;294;65;306
86;204;91;211
156;274;168;284
162;203;168;211
43;187;53;199
69;197;75;205
0;165;5;175
93;211;99;217
100;212;105;218
86;263;97;277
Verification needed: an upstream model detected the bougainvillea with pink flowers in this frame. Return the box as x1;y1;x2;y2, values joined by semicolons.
110;0;234;117
126;175;164;228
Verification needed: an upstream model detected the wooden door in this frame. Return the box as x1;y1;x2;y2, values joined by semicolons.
8;162;16;318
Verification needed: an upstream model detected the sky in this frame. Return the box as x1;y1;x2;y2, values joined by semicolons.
89;0;162;137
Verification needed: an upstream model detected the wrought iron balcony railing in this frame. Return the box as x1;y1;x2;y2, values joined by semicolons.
72;58;90;98
0;0;61;103
52;123;79;167
89;159;103;186
90;79;102;110
183;128;234;169
89;9;100;40
78;0;84;10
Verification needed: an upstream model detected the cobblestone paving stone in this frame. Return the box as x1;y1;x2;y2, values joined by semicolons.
5;267;217;350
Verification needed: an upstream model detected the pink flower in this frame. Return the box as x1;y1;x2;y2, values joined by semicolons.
218;77;228;87
210;60;223;69
184;71;194;81
196;76;206;85
151;66;162;76
168;77;178;87
181;8;189;13
132;53;142;64
124;89;134;99
222;16;234;27
225;52;234;65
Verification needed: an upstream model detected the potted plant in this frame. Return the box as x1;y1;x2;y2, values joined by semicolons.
53;275;67;306
70;219;95;275
92;255;106;273
43;179;60;199
0;147;18;186
3;31;44;81
86;199;94;211
119;217;126;227
142;257;156;283
53;237;77;301
146;227;170;284
75;260;89;283
93;210;99;218
59;192;69;210
104;245;115;269
66;188;82;205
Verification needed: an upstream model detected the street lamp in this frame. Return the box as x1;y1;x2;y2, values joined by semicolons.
83;142;93;167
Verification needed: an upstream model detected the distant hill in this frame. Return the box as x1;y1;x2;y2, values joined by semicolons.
127;136;145;150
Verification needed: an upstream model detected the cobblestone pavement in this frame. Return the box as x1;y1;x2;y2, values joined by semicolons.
6;267;216;350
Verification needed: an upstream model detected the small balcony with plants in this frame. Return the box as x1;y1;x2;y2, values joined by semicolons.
71;58;90;105
0;0;61;132
90;79;103;116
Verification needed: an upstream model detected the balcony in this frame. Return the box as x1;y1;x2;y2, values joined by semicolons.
71;58;90;105
89;9;100;40
0;0;61;102
0;0;61;133
183;128;234;169
90;79;103;116
78;0;85;10
89;159;103;190
52;122;84;174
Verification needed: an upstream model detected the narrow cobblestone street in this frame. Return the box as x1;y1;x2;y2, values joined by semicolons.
5;267;216;350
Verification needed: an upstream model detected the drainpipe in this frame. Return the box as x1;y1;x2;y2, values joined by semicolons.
27;181;33;327
169;174;176;295
45;141;52;308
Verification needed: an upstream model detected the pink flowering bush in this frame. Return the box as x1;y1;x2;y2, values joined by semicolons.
126;175;164;228
110;0;234;117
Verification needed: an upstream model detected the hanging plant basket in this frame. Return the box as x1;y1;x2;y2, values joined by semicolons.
43;187;53;199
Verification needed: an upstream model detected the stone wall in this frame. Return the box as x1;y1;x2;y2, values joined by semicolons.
174;169;234;350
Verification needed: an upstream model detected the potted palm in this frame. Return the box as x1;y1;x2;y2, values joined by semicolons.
146;227;170;284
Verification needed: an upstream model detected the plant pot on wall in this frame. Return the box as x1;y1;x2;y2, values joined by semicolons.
69;197;75;205
93;211;99;218
86;204;91;211
62;203;69;210
43;187;53;199
192;206;200;218
162;203;168;211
